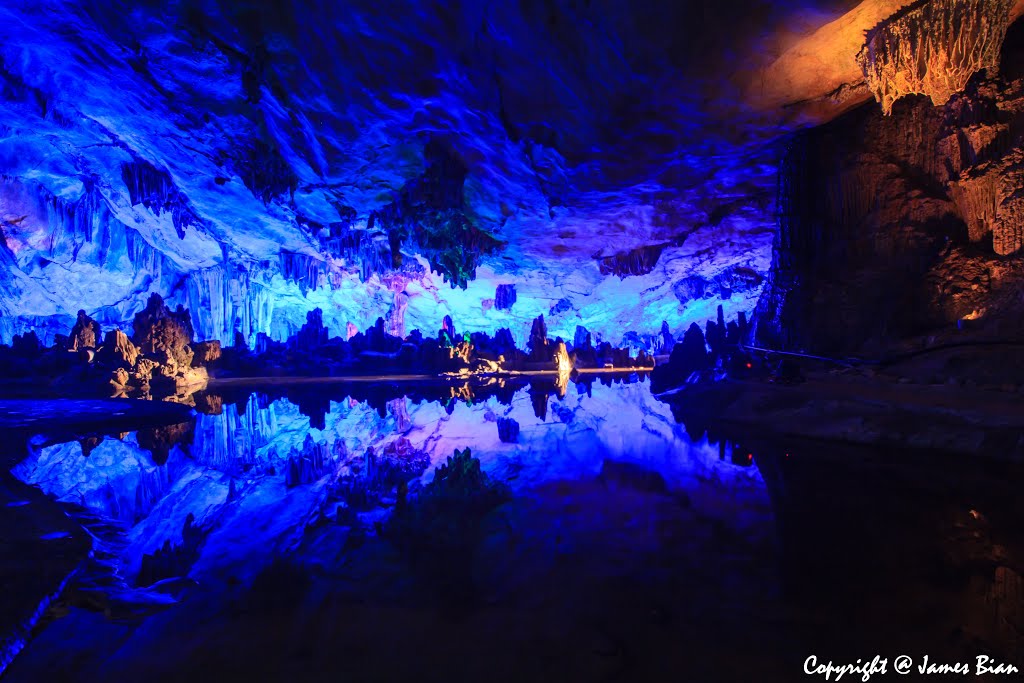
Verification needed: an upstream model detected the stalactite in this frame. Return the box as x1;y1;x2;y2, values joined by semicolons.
279;251;329;294
185;267;229;343
321;226;391;282
233;139;298;206
121;159;202;238
857;0;1014;115
597;243;666;277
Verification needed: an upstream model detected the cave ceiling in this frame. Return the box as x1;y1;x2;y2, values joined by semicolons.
0;0;1020;346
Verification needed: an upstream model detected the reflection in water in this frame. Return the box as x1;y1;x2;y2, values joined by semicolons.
6;376;1023;681
13;376;768;588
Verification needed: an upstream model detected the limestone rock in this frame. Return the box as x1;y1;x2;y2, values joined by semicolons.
191;340;222;367
133;293;194;370
132;357;159;384
96;329;139;369
69;309;102;351
110;366;130;388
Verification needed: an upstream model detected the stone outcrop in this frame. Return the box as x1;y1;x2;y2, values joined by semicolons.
68;310;101;351
96;329;139;370
133;294;194;369
191;340;222;367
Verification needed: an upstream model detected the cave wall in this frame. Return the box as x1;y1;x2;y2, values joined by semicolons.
755;44;1024;353
0;0;783;351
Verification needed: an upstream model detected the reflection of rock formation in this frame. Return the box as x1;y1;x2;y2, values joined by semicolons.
857;0;1014;115
137;512;206;587
78;436;103;457
137;421;195;466
529;388;549;421
389;398;411;432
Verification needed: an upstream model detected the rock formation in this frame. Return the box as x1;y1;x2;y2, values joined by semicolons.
527;315;551;363
191;340;222;367
68;310;101;351
755;64;1024;352
133;294;194;368
292;309;329;352
96;329;139;370
857;0;1015;115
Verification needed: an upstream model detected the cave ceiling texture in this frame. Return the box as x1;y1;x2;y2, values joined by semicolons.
2;0;1023;348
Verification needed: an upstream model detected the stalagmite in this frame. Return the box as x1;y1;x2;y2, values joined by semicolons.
857;0;1014;115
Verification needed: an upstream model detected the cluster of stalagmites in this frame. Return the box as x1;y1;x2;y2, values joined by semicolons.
651;305;752;394
1;299;660;399
0;294;219;399
857;0;1014;116
222;307;654;379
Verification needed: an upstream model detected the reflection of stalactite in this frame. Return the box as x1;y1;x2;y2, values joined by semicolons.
496;417;519;443
191;396;276;474
389;397;411;432
857;0;1014;115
